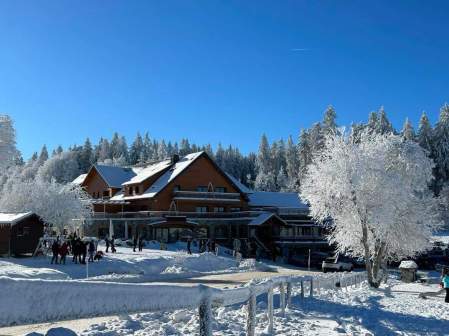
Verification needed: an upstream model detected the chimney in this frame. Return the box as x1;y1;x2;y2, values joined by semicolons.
172;154;180;164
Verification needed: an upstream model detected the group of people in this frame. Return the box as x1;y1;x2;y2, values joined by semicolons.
49;234;98;265
187;238;216;255
133;236;144;252
104;236;117;253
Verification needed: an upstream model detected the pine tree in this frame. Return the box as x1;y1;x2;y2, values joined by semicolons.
432;103;449;191
322;105;337;135
0;115;20;170
376;107;394;134
285;135;298;190
417;112;433;153
38;145;49;165
367;111;378;134
276;165;288;191
79;138;94;172
297;129;312;185
401;118;415;141
157;140;168;160
129;133;144;165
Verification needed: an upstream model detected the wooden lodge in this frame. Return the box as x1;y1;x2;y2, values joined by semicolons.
74;151;330;261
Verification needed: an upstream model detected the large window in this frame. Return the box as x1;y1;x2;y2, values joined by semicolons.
215;187;226;193
197;186;208;192
196;206;208;213
213;207;225;213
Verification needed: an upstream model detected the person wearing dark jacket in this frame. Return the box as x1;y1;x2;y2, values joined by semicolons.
59;242;69;265
133;236;138;252
105;237;110;253
88;240;96;262
111;237;116;253
138;237;144;252
81;241;88;264
51;240;59;264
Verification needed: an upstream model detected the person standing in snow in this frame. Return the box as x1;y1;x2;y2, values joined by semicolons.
138;236;144;252
111;236;116;253
133;235;138;252
187;238;192;254
88;240;96;262
442;267;449;303
51;240;60;264
105;237;110;253
59;241;69;265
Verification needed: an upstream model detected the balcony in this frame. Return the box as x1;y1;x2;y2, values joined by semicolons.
172;190;241;203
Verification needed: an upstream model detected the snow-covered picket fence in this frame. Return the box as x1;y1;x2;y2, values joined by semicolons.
0;272;367;334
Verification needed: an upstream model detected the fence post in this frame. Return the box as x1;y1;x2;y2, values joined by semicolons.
267;284;274;334
198;285;212;336
279;282;286;316
309;279;314;298
286;280;292;309
246;284;256;336
316;278;320;295
300;280;304;299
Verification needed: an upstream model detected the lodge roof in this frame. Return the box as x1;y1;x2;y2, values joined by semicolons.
248;192;308;210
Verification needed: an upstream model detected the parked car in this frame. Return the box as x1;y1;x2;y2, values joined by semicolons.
322;255;354;272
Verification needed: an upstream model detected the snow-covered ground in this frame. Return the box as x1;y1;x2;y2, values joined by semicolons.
0;242;253;282
75;278;448;336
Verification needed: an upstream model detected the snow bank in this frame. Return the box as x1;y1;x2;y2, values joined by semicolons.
399;260;418;269
0;261;68;280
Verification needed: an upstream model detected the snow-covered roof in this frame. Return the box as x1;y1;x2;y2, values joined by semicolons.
72;173;87;185
122;159;172;186
399;260;418;269
111;152;204;200
225;173;253;194
94;165;140;188
249;212;287;226
0;212;34;226
248;192;308;209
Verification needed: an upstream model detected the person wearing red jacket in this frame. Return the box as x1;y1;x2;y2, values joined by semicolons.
59;241;69;265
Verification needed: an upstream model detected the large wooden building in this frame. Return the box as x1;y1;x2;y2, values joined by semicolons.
74;152;330;261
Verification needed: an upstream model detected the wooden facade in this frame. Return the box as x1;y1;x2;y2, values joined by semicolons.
0;213;44;256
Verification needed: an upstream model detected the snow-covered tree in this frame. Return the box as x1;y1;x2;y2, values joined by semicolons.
375;107;394;135
432;103;449;190
401;118;415;141
417;112;433;153
0;115;20;170
297;129;312;185
322;105;337;135
0;175;92;234
300;131;440;287
129;133;144;165
254;170;276;191
276;165;288;191
37;151;81;183
157;140;168;160
285;135;298;190
79;138;94;173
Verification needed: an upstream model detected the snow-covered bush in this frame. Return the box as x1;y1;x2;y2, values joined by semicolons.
300;130;441;287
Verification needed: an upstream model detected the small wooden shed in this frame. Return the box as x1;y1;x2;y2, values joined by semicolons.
0;212;44;257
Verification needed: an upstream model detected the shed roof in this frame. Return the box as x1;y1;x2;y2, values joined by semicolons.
0;212;34;226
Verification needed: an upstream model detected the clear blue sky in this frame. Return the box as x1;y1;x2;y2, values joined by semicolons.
1;1;448;159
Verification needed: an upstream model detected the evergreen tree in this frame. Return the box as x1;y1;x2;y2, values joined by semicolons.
401;118;415;141
129;133;144;165
367;111;378;134
322;105;338;135
285;135;298;190
38;145;49;165
276;165;288;191
417;112;433;153
79;138;94;172
0;115;19;170
297;129;312;185
432;103;449;190
375;107;394;134
157;140;168;160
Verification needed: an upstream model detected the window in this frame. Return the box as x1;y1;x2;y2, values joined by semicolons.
129;186;134;195
302;227;312;236
196;206;208;213
102;190;110;198
230;207;241;212
213;207;225;213
135;186;139;194
215;187;226;193
173;185;181;192
197;186;208;192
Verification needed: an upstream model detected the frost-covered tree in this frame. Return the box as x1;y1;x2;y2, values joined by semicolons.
79;138;94;173
38;145;49;165
255;134;275;191
417;112;433;153
401;118;415;141
322;105;337;135
375;107;394;135
157;140;168;160
432;103;449;190
0;175;92;234
300;131;440;287
37;151;81;183
285;135;298;190
0;115;20;170
297;129;312;185
276;165;288;191
129;133;144;165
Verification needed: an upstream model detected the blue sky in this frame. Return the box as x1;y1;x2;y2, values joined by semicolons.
1;1;448;159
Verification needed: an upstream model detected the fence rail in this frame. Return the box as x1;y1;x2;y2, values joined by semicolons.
0;272;367;334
